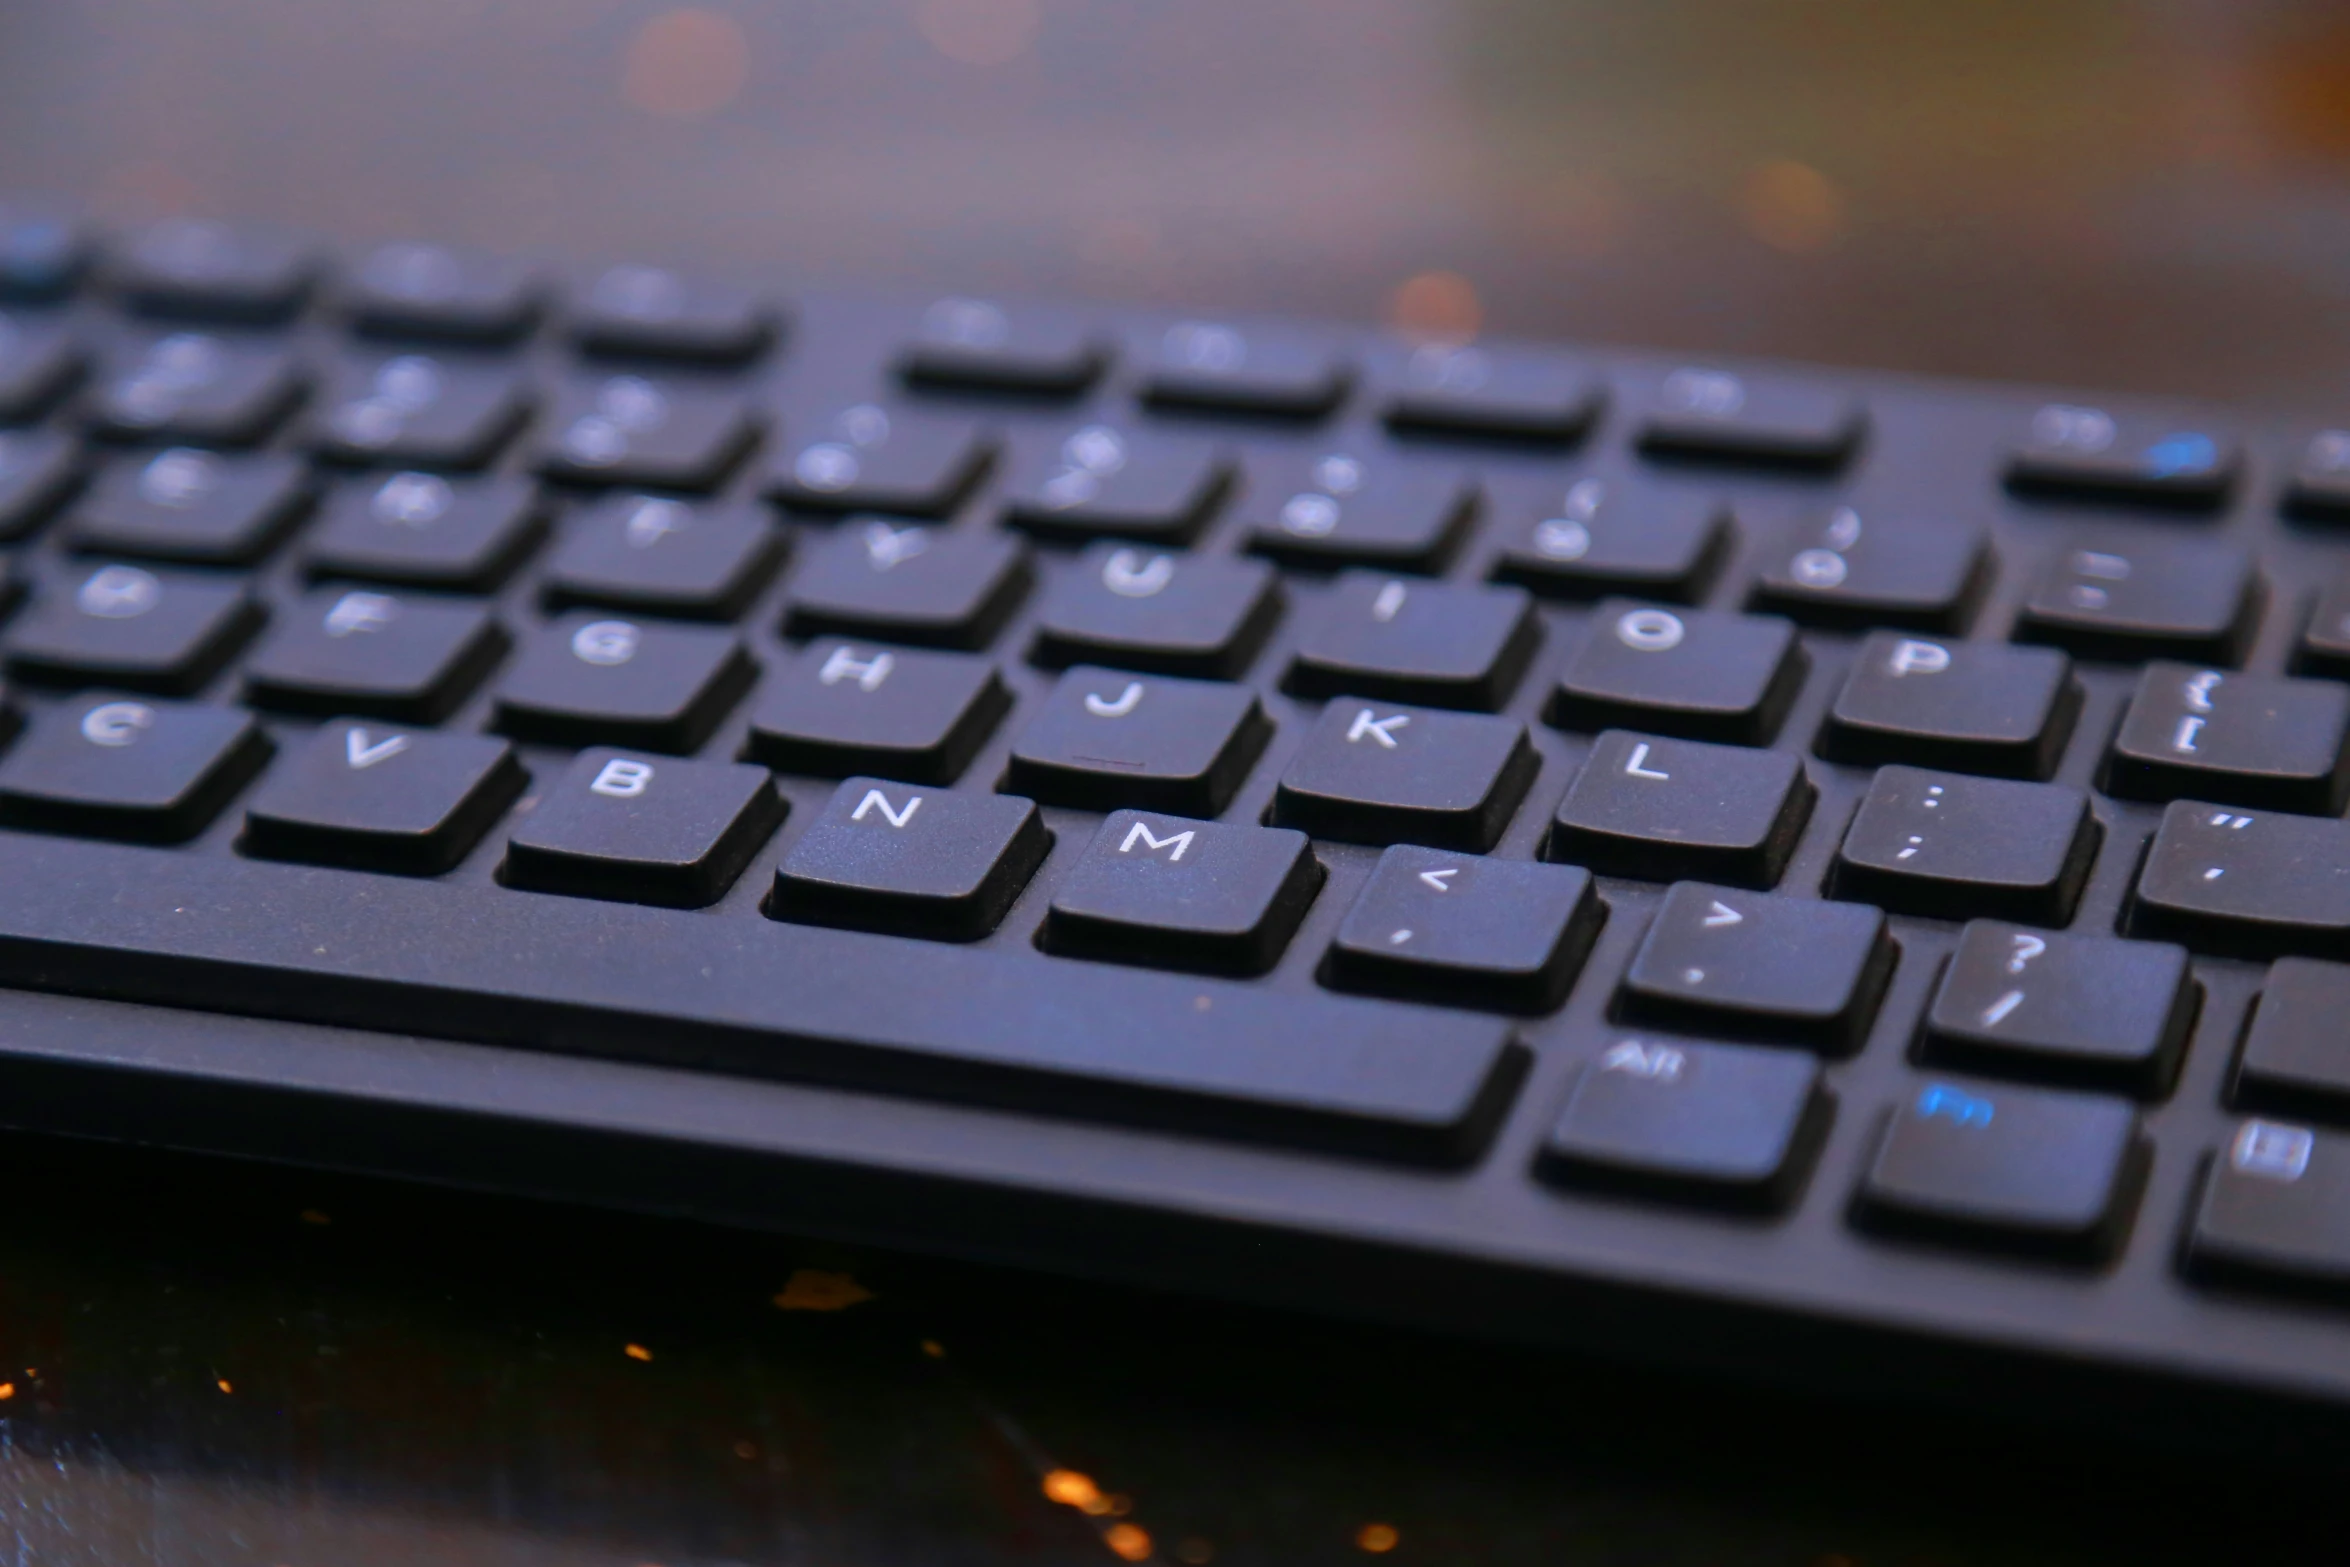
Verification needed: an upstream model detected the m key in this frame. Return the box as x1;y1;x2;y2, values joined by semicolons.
1547;729;1813;888
1621;882;1894;1052
1272;702;1537;851
1003;667;1270;816
1327;844;1603;1011
2104;664;2350;814
242;721;524;875
1043;811;1323;975
1922;922;2198;1096
2129;802;2350;958
770;777;1048;941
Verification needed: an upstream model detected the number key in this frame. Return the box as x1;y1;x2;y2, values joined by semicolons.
1488;479;1729;604
2015;535;2258;664
1001;425;1230;544
86;331;304;446
308;352;530;470
770;402;996;518
535;373;758;491
1242;451;1474;574
1747;506;1989;632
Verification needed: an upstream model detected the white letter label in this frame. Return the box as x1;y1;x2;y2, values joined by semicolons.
851;788;922;828
81;701;156;747
818;646;894;692
1888;639;1950;677
344;728;410;769
1119;821;1196;861
1347;709;1410;748
591;759;655;798
1084;683;1146;719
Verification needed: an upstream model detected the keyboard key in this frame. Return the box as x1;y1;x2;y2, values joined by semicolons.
112;219;318;324
5;564;259;694
1634;366;1862;469
1923;922;2196;1096
492;614;754;753
769;403;996;518
1539;1034;1827;1210
1621;882;1892;1052
1241;451;1475;574
86;330;304;446
0;428;83;541
304;472;545;592
2015;535;2258;664
504;749;785;908
0;207;84;300
67;448;310;565
1747;506;1990;632
1140;319;1350;419
1549;601;1805;745
540;494;785;620
1327;845;1603;1012
897;297;1107;396
2131;802;2350;958
1043;810;1323;975
0;309;83;420
1002;425;1231;544
1283;574;1539;711
1004;667;1270;815
1031;544;1283;679
242;721;524;875
2005;402;2239;509
1548;730;1813;888
242;587;506;722
770;776;1048;941
571;264;775;364
1489;479;1731;604
1381;343;1602;445
1272;701;1536;851
308;352;531;469
1831;766;2096;924
2296;563;2350;678
2232;958;2350;1119
2285;428;2350;519
1818;634;2078;781
783;521;1030;650
745;640;1008;784
536;373;758;490
2187;1119;2350;1298
2105;663;2350;814
0;694;269;842
344;241;544;344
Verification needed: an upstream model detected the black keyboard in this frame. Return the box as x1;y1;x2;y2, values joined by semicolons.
2;206;2349;1417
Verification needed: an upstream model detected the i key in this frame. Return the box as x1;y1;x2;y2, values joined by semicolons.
1923;922;2198;1096
1001;425;1231;544
1620;882;1894;1053
1549;601;1805;745
2236;958;2350;1120
1327;844;1604;1012
2187;1119;2350;1299
769;402;996;518
1283;573;1539;711
535;372;758;491
2105;664;2350;814
0;694;270;843
492;614;754;753
242;587;506;723
68;448;310;565
2015;535;2257;664
243;721;525;875
1004;667;1270;815
1043;811;1323;976
745;640;1009;784
541;494;786;621
1272;702;1537;852
1548;730;1813;888
1819;633;2078;780
505;749;785;908
2130;802;2350;958
1831;766;2097;925
783;521;1031;650
1488;479;1730;604
1242;451;1475;574
1031;544;1283;680
1747;507;1989;632
305;472;546;593
770;776;1048;941
5;563;260;695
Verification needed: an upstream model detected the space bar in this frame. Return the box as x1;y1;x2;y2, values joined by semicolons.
0;833;1525;1165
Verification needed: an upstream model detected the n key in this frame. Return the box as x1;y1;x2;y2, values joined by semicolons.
1044;811;1323;976
1004;667;1270;816
1550;601;1805;745
1620;882;1893;1052
770;777;1047;941
2105;663;2350;814
243;722;524;875
1272;702;1536;851
2130;802;2350;958
0;694;269;843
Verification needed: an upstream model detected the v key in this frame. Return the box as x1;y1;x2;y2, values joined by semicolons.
346;727;412;769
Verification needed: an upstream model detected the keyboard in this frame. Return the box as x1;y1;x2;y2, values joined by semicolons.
2;207;2349;1418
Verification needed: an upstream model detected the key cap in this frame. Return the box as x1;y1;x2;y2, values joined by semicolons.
1488;479;1731;604
242;587;506;722
1818;634;2079;781
0;206;84;300
535;373;759;491
770;776;1048;941
0;694;269;842
1621;882;1893;1052
1747;506;1990;632
2232;958;2350;1119
67;448;310;565
2284;427;2350;519
2015;535;2258;664
540;494;785;621
1634;366;1863;469
1549;601;1805;745
1042;810;1323;975
769;402;996;518
0;428;83;542
344;241;545;344
0;309;83;420
492;614;754;753
1001;424;1231;544
1326;844;1603;1012
2105;663;2350;814
745;640;1008;784
112;219;318;323
1923;922;2197;1096
1271;701;1536;851
243;721;524;875
2129;801;2350;958
308;351;531;470
1140;319;1351;419
1548;730;1813;888
505;749;785;908
5;564;259;694
1003;667;1270;815
897;297;1108;397
1539;1034;1828;1210
1381;343;1602;445
571;264;775;364
1831;766;2096;924
2005;402;2239;510
305;471;546;592
86;330;304;446
1242;451;1475;574
783;520;1031;650
2187;1119;2350;1298
1031;544;1283;680
1283;574;1539;711
2297;563;2350;679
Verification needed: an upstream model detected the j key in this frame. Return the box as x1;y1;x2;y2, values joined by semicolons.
1548;730;1813;888
541;494;785;621
2106;663;2350;814
0;429;83;541
1327;844;1603;1012
1549;601;1805;745
1043;811;1323;976
1002;425;1231;544
345;241;545;345
2005;402;2239;510
770;777;1048;941
86;331;304;446
2188;1119;2350;1298
1539;1034;1827;1210
0;310;83;420
242;587;506;723
2015;535;2257;665
1833;767;2096;925
1488;479;1730;604
745;640;1008;784
1283;574;1538;711
242;722;524;876
783;521;1030;650
1271;701;1536;852
2130;801;2350;958
1031;544;1283;680
1140;319;1351;420
1242;451;1475;574
308;352;531;470
66;448;310;566
1381;343;1602;445
1854;1077;2145;1259
304;472;546;592
111;219;318;324
1748;507;1990;632
5;565;259;694
571;264;775;364
1818;634;2078;781
1923;922;2197;1096
0;694;269;843
897;297;1108;397
535;373;758;491
2297;564;2350;678
1621;882;1893;1052
0;207;84;300
1004;667;1269;815
2232;958;2350;1119
769;403;996;518
505;749;785;908
1633;366;1863;469
492;614;754;754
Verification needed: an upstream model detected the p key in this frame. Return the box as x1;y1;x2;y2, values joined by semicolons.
1549;601;1805;745
2105;664;2350;814
1272;702;1536;852
1003;667;1270;816
1819;633;2078;780
770;777;1047;941
242;721;524;875
1043;811;1323;976
0;694;269;843
1620;882;1893;1053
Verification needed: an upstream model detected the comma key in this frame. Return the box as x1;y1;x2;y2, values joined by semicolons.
2128;801;2350;958
1328;845;1603;1012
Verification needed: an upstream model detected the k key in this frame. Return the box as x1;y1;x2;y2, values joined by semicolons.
242;721;524;875
770;777;1048;941
1620;882;1893;1052
1549;601;1805;745
1548;730;1813;888
1282;573;1538;711
1043;811;1323;975
2105;663;2350;814
1819;633;2078;780
1271;701;1536;851
1030;544;1282;680
745;640;1008;784
1004;667;1269;815
0;694;269;843
505;749;785;908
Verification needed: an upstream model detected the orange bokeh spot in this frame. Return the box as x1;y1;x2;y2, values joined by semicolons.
622;9;751;120
1042;1468;1101;1508
1104;1523;1152;1561
1356;1522;1400;1553
1386;272;1482;343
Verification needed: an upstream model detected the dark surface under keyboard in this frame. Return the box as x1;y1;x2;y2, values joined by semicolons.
2;211;2349;1414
